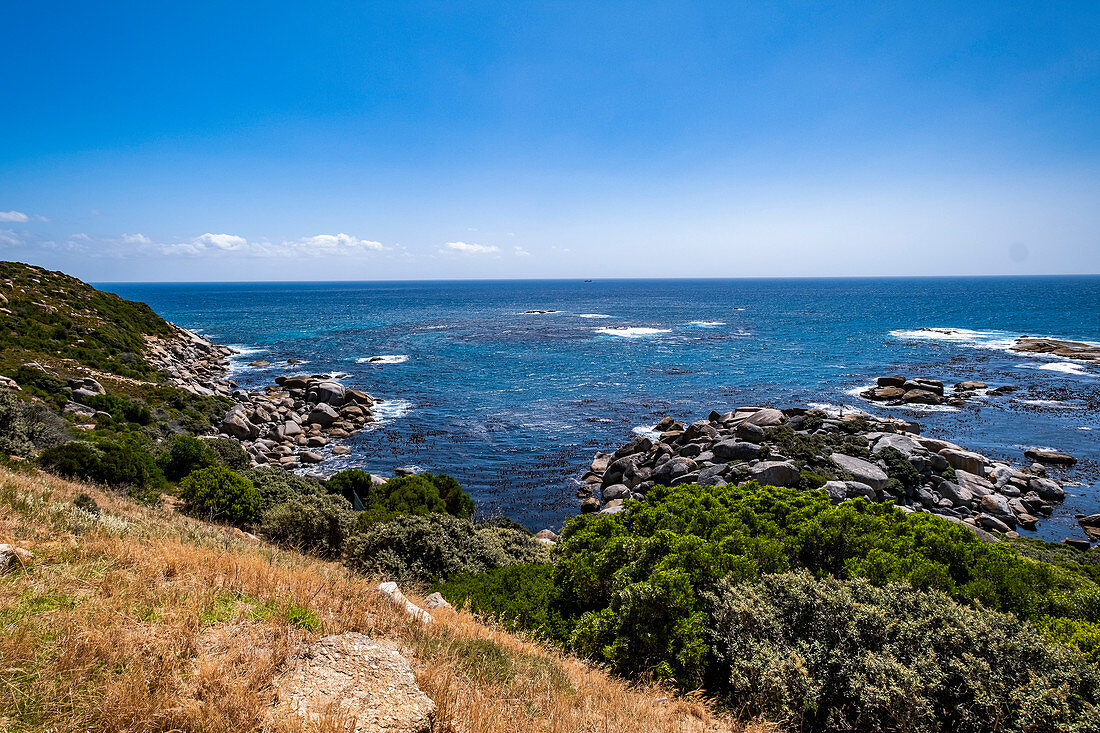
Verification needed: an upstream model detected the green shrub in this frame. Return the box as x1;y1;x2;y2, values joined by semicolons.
706;572;1100;733
433;564;568;639
344;514;548;583
1039;616;1100;666
178;466;259;524
204;437;250;470
878;445;920;497
260;493;354;558
39;437;166;491
548;482;1100;689
0;388;70;457
242;467;324;511
327;470;475;523
157;434;219;481
80;393;153;426
326;468;376;509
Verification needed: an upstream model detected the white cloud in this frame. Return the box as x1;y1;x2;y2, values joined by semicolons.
121;233;153;245
0;211;29;222
288;233;384;254
0;229;22;246
514;246;531;257
443;241;500;255
194;232;247;251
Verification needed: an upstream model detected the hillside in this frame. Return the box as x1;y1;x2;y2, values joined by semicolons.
0;261;173;380
0;462;752;732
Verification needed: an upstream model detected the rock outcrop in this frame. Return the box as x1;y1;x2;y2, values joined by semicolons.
583;406;1076;541
270;633;435;733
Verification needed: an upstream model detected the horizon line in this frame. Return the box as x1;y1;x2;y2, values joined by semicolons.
91;272;1100;286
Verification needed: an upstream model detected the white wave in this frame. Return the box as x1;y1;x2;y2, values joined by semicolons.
1079;427;1093;431
371;398;413;422
689;320;726;327
807;402;867;417
596;326;672;338
357;354;409;365
632;424;662;440
1037;362;1092;376
845;383;877;397
889;327;1020;351
577;313;612;319
1018;399;1082;408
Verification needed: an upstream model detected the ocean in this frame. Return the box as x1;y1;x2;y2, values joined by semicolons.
104;276;1100;540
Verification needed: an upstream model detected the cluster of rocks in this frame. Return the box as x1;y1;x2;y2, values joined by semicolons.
860;375;1015;407
582;405;1083;544
1014;337;1100;362
218;374;376;469
144;324;238;397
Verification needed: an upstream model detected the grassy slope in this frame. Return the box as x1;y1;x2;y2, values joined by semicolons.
0;462;758;733
0;261;172;381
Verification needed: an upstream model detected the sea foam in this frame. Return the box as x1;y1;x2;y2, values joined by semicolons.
357;354;409;364
596;326;672;338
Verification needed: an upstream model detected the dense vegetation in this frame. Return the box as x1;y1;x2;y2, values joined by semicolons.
435;482;1100;730
0;261;171;379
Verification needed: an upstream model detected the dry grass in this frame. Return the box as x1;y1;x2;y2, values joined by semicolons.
0;464;766;733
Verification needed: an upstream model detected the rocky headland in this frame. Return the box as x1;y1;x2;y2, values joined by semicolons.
1013;336;1100;361
143;324;380;471
582;405;1083;544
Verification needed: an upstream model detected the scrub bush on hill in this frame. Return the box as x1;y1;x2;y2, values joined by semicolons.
204;436;250;470
39;437;166;494
434;563;569;638
0;388;70;456
260;493;354;558
178;465;260;524
326;469;475;524
242;467;325;511
156;434;220;481
706;573;1100;733
548;482;1100;689
343;514;549;583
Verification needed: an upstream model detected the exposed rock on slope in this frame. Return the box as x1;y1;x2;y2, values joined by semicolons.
270;633;435;733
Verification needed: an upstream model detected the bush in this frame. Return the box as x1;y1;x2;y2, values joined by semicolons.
433;564;568;638
204;437;250;470
706;572;1100;733
0;388;69;457
80;393;153;426
344;514;548;583
178;466;260;524
73;492;99;515
39;437;166;492
548;482;1100;689
157;435;219;481
327;470;475;524
1039;616;1100;666
242;467;325;511
260;493;354;558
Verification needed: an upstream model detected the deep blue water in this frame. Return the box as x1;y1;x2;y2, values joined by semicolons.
103;277;1100;540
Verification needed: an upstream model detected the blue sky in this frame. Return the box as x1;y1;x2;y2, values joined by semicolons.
1;1;1098;281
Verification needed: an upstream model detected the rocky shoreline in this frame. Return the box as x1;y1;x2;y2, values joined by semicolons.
145;324;380;471
859;374;1015;408
582;405;1088;545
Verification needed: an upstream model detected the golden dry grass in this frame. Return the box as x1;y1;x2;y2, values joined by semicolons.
0;464;766;733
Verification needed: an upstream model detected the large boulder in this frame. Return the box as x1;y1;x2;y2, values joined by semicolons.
1023;448;1077;466
937;481;974;507
742;408;785;427
750;461;800;487
220;408;258;439
310;381;346;406
823;480;877;502
872;433;923;457
901;389;943;405
269;633;435;732
653;457;698;485
712;440;762;461
307;403;340;427
939;448;985;476
830;453;888;491
1029;477;1065;501
876;375;907;388
954;470;994;497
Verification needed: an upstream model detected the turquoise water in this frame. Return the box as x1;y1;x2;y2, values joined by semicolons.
104;277;1100;539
